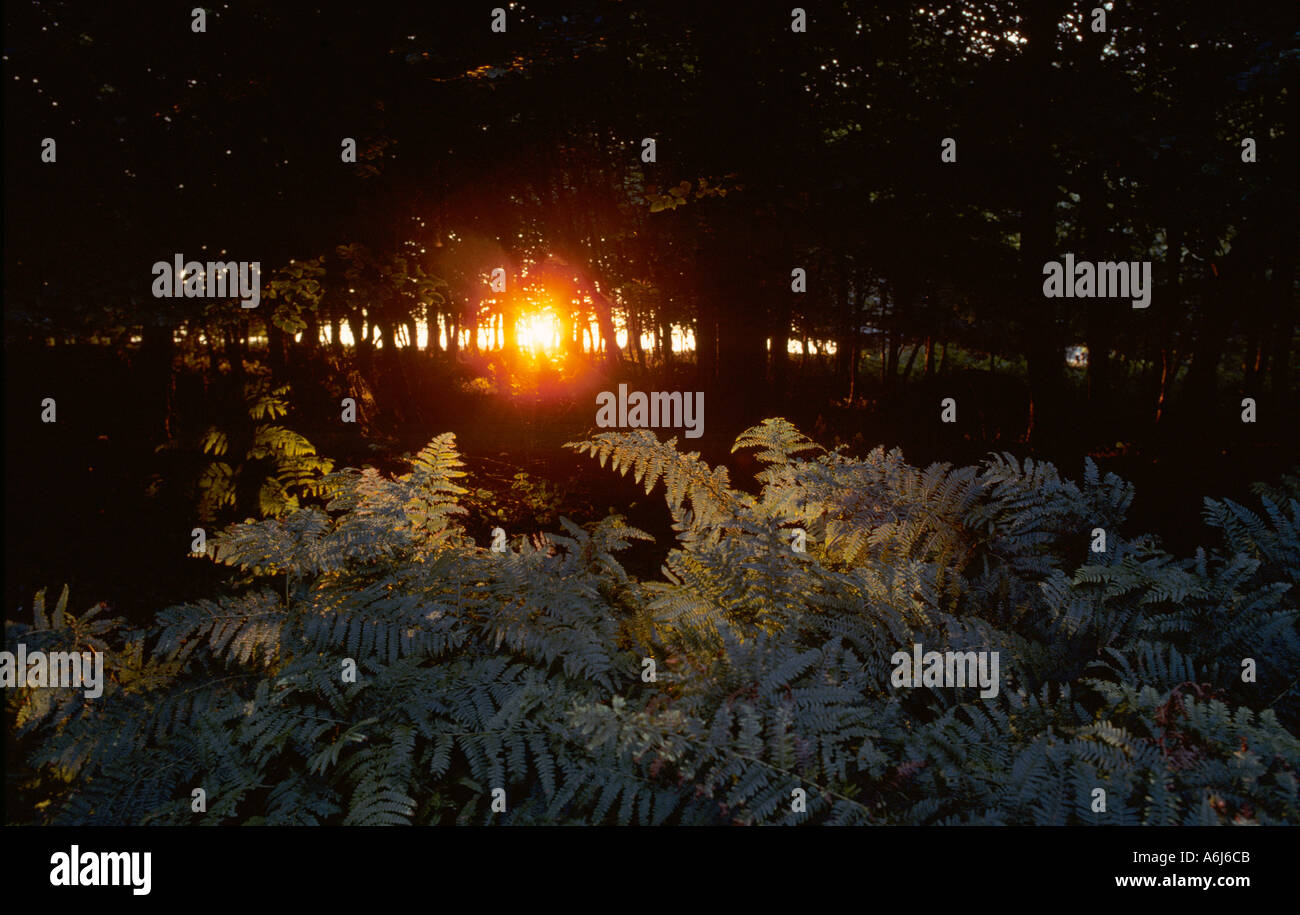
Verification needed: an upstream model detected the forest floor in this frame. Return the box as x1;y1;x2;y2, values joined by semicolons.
5;342;1295;628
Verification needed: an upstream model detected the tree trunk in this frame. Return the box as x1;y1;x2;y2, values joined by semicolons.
696;305;718;389
900;339;921;383
1153;221;1183;423
848;330;859;403
1019;0;1069;449
468;298;481;355
302;307;320;358
1154;347;1182;425
629;305;646;369
206;322;220;377
1269;220;1296;406
268;324;289;379
404;315;419;354
225;321;246;392
584;284;622;366
1267;82;1296;407
771;294;792;396
885;331;901;386
1182;259;1233;412
141;317;175;439
1082;162;1115;421
446;306;459;356
328;313;342;355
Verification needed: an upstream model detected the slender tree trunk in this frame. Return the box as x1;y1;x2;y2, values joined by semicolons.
405;315;419;354
885;332;901;386
1083;167;1115;421
141;317;175;439
1154;221;1183;424
629;306;646;369
446;307;459;356
268;324;288;378
1183;260;1232;412
1269;224;1295;405
328;313;342;355
583;284;622;366
848;330;859;402
560;308;578;357
900;339;921;383
1267;86;1296;408
302;308;320;359
207;322;220;377
696;305;718;388
1154;347;1182;425
225;322;246;392
1020;0;1069;448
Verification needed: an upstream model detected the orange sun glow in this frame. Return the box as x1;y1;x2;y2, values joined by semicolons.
515;310;558;354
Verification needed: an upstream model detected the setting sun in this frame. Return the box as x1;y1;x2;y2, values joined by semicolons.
516;310;558;354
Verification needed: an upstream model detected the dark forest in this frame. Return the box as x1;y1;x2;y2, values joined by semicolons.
4;1;1298;836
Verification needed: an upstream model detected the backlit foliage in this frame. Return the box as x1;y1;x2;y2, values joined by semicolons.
8;422;1298;825
177;380;335;523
